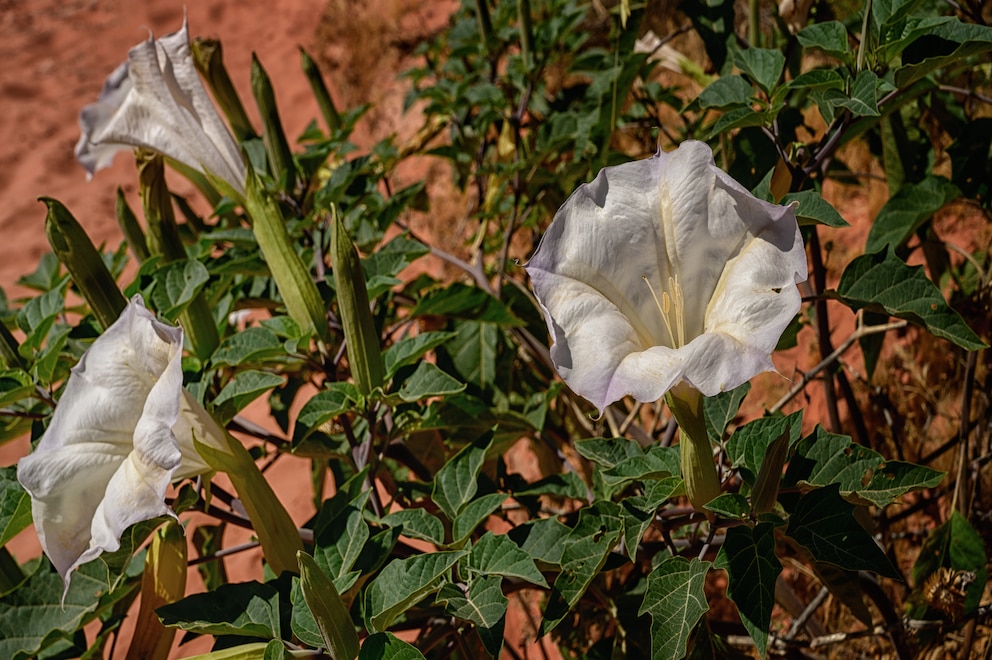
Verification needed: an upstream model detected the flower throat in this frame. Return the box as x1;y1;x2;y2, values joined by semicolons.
642;275;686;348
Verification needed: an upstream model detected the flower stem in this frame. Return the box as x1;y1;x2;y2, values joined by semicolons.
667;383;720;514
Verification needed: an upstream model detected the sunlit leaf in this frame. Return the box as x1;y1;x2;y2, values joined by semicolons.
715;524;780;657
640;556;711;660
364;551;467;632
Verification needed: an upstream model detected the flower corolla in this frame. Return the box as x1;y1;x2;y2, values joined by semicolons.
526;140;807;414
74;19;246;195
17;297;217;593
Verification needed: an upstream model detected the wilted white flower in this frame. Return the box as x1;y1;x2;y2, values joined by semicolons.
74;19;246;195
17;297;220;593
526;140;807;414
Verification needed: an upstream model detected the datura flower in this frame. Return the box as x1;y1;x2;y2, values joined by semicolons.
17;297;221;594
74;19;246;195
526;140;807;509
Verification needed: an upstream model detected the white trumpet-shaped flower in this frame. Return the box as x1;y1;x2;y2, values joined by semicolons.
74;19;246;195
526;140;807;414
17;297;218;593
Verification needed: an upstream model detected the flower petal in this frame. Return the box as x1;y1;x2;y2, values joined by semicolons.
74;19;245;193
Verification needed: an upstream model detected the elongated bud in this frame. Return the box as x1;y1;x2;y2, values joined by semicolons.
750;428;790;514
125;520;186;660
250;54;296;192
115;187;150;263
299;48;342;133
138;153;220;360
243;169;330;342
42;197;127;331
191;37;257;142
298;552;360;658
667;383;721;515
332;209;384;396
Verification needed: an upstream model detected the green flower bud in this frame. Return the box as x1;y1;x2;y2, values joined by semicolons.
250;54;296;192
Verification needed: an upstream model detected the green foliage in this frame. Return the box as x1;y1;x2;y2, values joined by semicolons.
4;0;990;656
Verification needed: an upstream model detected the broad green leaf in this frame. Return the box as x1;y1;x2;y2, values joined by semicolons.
733;47;785;94
397;361;465;402
313;500;370;590
698;75;752;109
786;485;899;578
507;517;571;566
182;643;270;659
601;445;680;489
412;283;523;326
704;493;750;520
157;581;281;639
358;633;427;660
625;477;683;514
575;436;643;468
510;472;586;500
895;20;992;87
0;466;31;547
447;320;498;390
912;510;987;614
211;327;286;368
451;493;508;544
813;562;872;627
706;107;774;140
703;382;750;443
436;576;506;657
835;247;986;350
364;551;467;632
796;22;852;65
297;552;360;660
289;577;324;649
784;427;944;506
787;69;845;91
783;191;849;228
725;411;802;484
16;283;65;354
213;370;285;422
381;508;445;545
0;369;34;407
431;433;494;520
715;524;781;657
149;259;211;319
837;70;880;117
620;502;652;559
466;532;548;587
383;331;456;379
640;556;711;660
542;501;624;634
865;176;960;253
294;382;361;442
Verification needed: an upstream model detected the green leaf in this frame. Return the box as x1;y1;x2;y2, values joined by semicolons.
895;20;992;88
447;320;498;390
149;259;211;319
704;493;750;520
313;499;370;592
865;176;960;253
725;411;802;484
381;508;445;545
396;362;465;402
912;510;987;614
211;327;286;368
436;576;506;657
290;577;324;649
542;501;624;634
432;433;495;520
837;70;880;117
364;551;467;632
507;517;571;566
640;556;711;660
510;472;586;499
784;426;944;506
835;247;986;350
297;552;360;660
796;22;852;64
294;382;361;441
703;382;750;443
358;633;427;660
383;331;456;379
715;524;781;657
451;493;508;544
213;370;285;422
601;445;680;489
412;283;522;326
788;69;845;91
733;47;785;94
706;107;773;140
0;466;31;547
0;369;35;408
698;75;752;109
575;436;643;468
157;581;281;639
786;485;899;578
783;191;849;228
466;532;548;587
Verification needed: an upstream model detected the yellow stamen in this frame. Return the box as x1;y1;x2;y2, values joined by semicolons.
643;274;686;348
